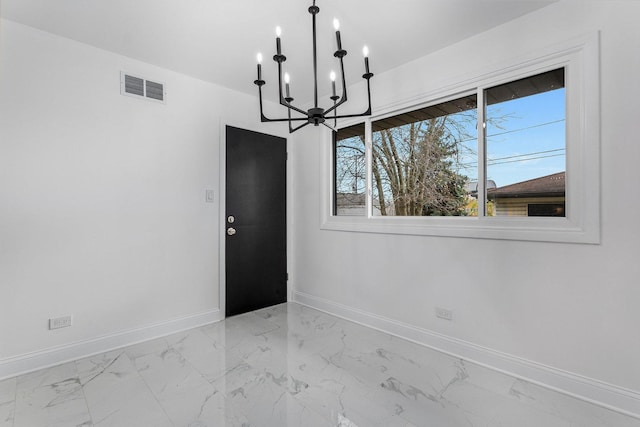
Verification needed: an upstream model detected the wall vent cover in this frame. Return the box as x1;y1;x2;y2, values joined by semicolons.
120;72;166;103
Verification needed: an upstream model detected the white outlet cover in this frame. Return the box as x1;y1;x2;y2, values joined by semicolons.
205;190;215;203
49;315;72;330
435;307;453;321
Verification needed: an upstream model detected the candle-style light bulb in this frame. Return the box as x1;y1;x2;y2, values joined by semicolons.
333;18;342;50
284;72;291;98
275;26;282;55
330;71;337;97
363;45;370;74
256;53;263;80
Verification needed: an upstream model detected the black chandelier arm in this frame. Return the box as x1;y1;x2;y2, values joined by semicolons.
278;95;309;118
256;84;274;123
255;84;309;123
330;97;339;127
332;110;372;120
290;121;311;133
259;113;309;123
278;93;308;117
324;54;349;116
276;62;309;117
286;101;311;133
261;115;310;123
330;74;374;120
321;121;336;132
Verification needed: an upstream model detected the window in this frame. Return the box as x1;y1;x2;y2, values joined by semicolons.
324;34;600;243
334;123;366;216
370;94;478;217
485;69;565;218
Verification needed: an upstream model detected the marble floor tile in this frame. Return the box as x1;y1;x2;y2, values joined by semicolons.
133;347;226;426
3;302;640;427
221;366;329;427
13;362;91;427
165;327;229;383
0;377;16;427
78;351;172;427
0;377;15;404
123;337;171;362
507;379;640;427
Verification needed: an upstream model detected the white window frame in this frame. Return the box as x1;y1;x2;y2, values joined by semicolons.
321;33;600;244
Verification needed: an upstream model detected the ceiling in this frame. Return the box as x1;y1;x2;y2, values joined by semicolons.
0;0;557;104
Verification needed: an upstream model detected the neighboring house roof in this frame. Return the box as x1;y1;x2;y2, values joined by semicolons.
336;193;383;209
336;193;366;207
487;172;565;199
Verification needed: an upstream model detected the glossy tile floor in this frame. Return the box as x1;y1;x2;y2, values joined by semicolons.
1;303;639;427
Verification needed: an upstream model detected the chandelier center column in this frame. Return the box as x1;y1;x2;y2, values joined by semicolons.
309;4;320;109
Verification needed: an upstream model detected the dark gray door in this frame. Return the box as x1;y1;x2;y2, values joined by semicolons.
225;126;287;317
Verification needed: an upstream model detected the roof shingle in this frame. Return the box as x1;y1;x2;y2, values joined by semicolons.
488;172;565;199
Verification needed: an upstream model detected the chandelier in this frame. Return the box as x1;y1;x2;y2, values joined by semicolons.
253;0;374;133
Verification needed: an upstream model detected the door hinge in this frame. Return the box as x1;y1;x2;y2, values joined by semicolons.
286;272;289;281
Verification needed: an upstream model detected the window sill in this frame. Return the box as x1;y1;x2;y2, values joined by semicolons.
320;215;599;244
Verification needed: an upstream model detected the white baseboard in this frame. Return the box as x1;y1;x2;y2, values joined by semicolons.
293;291;640;420
0;309;223;381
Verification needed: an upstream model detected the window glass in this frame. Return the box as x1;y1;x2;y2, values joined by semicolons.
528;203;565;217
485;68;566;217
371;95;478;216
334;123;366;216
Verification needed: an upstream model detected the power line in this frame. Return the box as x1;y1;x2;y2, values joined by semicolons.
488;153;565;166
456;118;565;145
459;148;565;167
488;148;565;162
486;119;565;139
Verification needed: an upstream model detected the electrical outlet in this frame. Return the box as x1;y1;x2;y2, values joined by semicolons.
49;315;72;330
435;307;453;321
205;189;215;203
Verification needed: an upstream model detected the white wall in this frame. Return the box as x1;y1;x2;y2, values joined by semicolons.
0;19;263;369
291;0;640;415
2;0;639;416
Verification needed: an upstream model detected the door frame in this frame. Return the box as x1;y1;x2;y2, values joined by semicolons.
218;119;292;319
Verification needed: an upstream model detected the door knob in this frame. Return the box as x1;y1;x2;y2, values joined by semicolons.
227;215;235;224
227;227;236;236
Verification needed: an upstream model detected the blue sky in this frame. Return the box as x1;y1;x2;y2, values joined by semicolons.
460;88;566;188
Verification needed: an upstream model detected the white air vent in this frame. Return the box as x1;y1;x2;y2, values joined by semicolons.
120;71;166;103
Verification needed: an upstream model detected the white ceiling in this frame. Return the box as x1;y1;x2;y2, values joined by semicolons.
1;0;557;104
